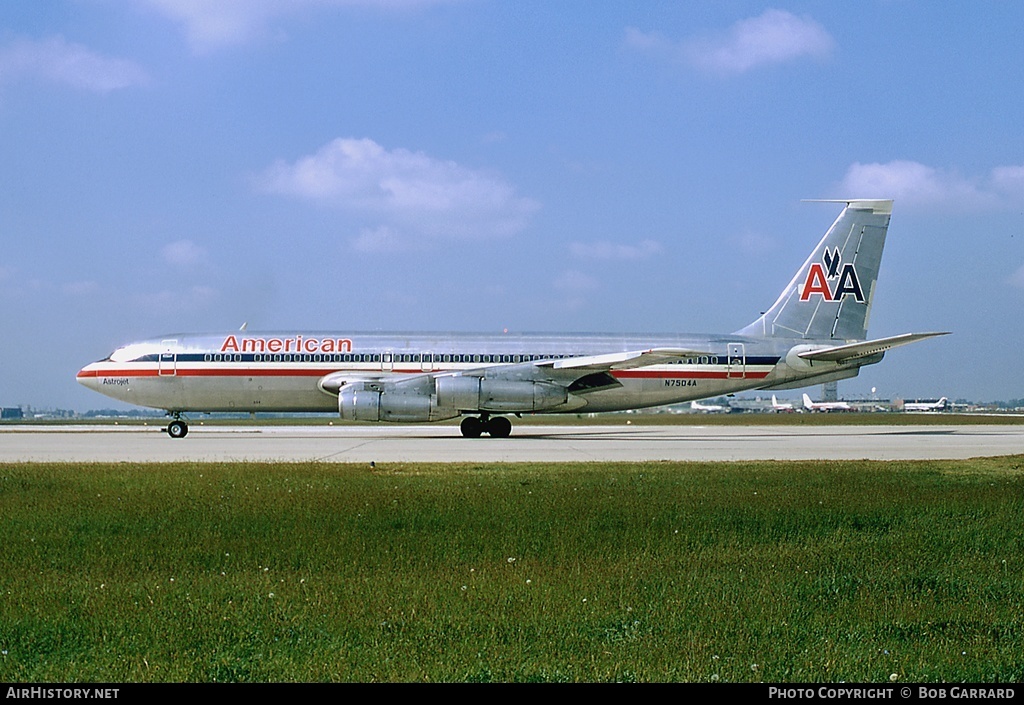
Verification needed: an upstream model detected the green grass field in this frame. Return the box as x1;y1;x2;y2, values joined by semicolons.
2;457;1023;683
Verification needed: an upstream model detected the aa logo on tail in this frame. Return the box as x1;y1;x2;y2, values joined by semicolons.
799;248;865;303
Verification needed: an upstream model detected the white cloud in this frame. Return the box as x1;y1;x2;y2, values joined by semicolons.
569;239;661;260
351;225;405;253
63;280;99;296
0;36;149;92
258;137;539;241
627;9;834;75
552;270;599;313
551;270;598;314
991;166;1024;198
1010;265;1024;290
623;27;671;55
138;0;455;52
838;160;1024;210
733;231;778;256
141;285;219;309
160;239;208;268
138;0;294;51
553;270;599;293
480;130;509;145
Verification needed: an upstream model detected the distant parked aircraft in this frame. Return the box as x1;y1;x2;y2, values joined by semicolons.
691;400;728;413
903;397;948;412
771;395;795;412
802;393;853;412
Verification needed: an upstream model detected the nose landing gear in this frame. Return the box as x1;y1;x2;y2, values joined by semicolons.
165;413;188;439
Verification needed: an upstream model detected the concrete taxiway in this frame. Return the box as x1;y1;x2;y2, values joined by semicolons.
2;423;1023;463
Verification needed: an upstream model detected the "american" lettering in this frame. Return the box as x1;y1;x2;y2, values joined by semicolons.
220;335;353;354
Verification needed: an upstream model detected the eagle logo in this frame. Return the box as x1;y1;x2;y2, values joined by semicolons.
799;248;865;303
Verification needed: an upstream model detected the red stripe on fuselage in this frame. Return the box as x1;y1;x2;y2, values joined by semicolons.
79;367;331;378
79;366;772;381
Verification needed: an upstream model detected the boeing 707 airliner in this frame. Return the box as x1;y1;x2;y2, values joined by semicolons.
78;199;948;438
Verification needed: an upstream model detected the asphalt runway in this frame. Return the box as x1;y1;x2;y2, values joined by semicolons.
3;423;1023;463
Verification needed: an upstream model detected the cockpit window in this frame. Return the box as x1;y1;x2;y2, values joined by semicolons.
108;343;160;363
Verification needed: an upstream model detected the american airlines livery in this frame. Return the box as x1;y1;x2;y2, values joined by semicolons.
903;397;949;412
78;200;948;438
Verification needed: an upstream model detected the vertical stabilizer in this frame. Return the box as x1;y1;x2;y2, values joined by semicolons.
736;199;892;341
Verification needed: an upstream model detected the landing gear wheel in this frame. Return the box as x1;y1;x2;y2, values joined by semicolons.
460;416;484;438
167;420;189;439
486;416;512;438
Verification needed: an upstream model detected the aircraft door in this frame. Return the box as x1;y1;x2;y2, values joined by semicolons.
727;343;746;379
382;350;394;372
158;339;177;377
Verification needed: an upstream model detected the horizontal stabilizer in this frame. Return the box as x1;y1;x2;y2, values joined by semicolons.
540;348;708;372
797;332;950;363
801;199;894;215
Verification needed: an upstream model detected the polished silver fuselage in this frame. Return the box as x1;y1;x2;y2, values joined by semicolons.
77;330;850;415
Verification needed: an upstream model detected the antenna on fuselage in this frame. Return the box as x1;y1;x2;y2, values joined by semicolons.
240;322;248;331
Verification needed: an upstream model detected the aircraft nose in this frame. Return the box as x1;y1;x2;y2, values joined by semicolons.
76;363;100;389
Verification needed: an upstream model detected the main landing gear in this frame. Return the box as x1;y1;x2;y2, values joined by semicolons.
460;414;512;438
165;413;188;439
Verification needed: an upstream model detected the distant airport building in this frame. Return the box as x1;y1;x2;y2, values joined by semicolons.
2;407;24;420
822;381;839;403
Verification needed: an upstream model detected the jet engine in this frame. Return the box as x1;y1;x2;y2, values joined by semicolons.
434;376;567;412
338;382;460;423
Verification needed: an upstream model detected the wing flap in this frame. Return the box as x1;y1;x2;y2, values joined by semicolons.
539;348;710;372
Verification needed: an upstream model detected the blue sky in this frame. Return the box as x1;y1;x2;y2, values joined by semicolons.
2;1;1023;410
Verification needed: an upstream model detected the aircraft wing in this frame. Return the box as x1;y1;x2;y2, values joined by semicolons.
797;332;950;363
319;348;706;396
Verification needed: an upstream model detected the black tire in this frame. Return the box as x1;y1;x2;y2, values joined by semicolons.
460;416;484;438
486;416;512;438
167;420;188;439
